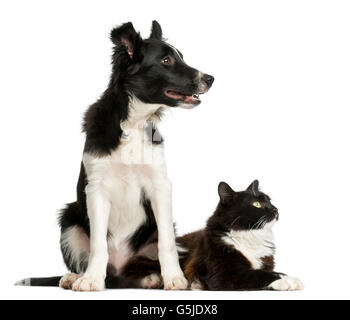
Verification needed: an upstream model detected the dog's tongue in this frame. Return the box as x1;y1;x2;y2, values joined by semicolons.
184;94;200;104
165;90;200;104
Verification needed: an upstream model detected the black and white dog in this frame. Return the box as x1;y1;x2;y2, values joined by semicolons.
17;21;214;291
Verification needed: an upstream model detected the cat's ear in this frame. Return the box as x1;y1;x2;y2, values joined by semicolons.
247;180;259;195
110;22;143;60
149;20;163;40
218;182;236;204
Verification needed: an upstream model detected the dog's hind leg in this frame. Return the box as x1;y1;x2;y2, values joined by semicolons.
59;204;91;290
59;201;91;272
60;224;90;274
59;224;90;289
59;273;82;290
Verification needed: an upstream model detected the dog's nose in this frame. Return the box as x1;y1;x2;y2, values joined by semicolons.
203;74;215;88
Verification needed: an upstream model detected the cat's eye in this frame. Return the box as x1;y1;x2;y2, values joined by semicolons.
252;201;262;208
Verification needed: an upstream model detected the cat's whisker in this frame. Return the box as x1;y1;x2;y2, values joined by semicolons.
250;220;258;231
255;220;262;230
256;217;267;230
256;217;265;228
252;218;261;229
259;222;264;229
230;216;241;228
262;218;269;228
260;217;269;229
250;216;265;231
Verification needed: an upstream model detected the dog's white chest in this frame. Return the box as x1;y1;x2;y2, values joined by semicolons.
82;98;170;272
83;120;167;263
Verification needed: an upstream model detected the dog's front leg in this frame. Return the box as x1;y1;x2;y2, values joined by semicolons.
150;179;188;290
72;189;110;292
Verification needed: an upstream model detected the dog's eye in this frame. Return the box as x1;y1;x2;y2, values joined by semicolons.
161;56;173;65
252;201;262;208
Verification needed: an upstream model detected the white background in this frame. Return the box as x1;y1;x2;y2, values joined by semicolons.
0;0;349;300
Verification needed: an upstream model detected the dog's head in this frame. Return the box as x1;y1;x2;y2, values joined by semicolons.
110;21;214;109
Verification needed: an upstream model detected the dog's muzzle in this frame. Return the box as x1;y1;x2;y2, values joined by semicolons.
198;73;215;93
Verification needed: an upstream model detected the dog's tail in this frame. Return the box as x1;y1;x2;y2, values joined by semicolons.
15;276;137;289
15;276;62;287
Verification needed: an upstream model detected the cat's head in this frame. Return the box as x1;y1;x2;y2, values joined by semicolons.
208;180;279;232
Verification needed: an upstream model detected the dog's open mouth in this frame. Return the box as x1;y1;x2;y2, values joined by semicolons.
165;90;202;105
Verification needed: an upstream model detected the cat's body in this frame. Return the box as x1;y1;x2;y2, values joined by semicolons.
177;227;276;290
119;180;303;291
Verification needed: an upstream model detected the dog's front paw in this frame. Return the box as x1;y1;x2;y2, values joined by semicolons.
140;274;163;289
59;273;81;290
163;274;188;290
72;274;105;292
269;276;304;291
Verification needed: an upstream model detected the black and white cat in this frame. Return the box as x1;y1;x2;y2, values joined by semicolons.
118;180;304;291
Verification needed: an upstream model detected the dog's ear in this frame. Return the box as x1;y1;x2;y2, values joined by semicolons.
149;20;163;40
110;22;143;60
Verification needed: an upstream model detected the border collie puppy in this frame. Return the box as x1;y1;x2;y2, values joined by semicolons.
16;21;214;291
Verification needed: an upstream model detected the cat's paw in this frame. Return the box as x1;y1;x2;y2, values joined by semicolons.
190;279;204;291
72;274;105;292
59;273;81;290
269;276;304;291
163;274;188;290
140;274;163;289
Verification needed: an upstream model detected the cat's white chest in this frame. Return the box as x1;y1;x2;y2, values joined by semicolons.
222;229;275;270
